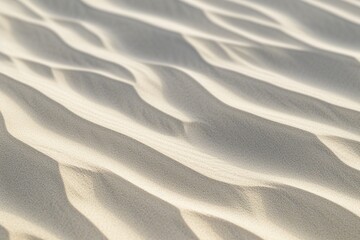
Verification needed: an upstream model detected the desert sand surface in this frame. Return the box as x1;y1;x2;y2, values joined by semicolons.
0;0;360;239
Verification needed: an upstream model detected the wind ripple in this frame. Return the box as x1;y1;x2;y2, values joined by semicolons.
0;0;359;239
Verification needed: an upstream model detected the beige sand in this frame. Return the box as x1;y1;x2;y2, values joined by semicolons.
0;0;360;239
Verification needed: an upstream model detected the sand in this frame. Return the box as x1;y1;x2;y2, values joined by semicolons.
0;0;360;239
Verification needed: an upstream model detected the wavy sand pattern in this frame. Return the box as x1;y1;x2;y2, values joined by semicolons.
0;0;360;239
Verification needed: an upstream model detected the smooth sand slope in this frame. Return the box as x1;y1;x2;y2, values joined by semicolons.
0;0;360;239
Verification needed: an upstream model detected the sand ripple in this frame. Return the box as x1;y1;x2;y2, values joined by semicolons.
0;0;360;239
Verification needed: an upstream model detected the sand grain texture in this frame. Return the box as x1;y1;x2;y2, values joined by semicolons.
0;0;360;239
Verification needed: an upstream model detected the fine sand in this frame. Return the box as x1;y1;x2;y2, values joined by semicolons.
0;0;360;239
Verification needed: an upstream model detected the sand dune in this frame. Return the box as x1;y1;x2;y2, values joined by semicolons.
0;0;360;239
